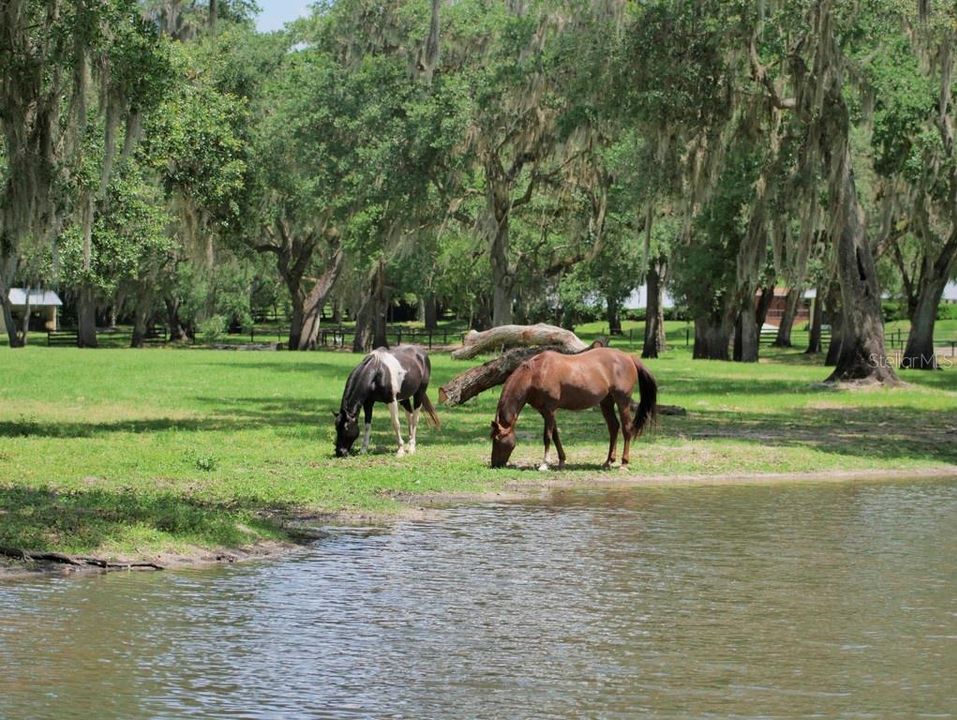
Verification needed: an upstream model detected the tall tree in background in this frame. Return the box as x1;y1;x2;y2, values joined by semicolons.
872;3;957;369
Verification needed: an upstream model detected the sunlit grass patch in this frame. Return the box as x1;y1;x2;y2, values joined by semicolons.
0;341;954;558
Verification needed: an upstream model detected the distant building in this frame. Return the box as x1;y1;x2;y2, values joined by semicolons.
0;289;63;333
762;288;813;328
624;285;676;310
944;282;957;303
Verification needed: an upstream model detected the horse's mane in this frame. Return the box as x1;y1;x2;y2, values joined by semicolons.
340;353;378;416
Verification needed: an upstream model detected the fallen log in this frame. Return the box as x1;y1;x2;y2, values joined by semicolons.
440;324;686;415
452;323;591;360
440;346;561;405
441;335;609;406
0;546;164;571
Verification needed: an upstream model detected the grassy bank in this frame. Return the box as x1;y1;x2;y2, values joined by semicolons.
1;334;955;561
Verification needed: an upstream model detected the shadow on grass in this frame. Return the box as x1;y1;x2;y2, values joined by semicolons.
667;404;957;465
0;485;291;554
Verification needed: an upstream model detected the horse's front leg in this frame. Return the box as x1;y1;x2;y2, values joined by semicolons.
600;396;620;469
360;402;374;454
539;410;562;471
388;398;407;457
553;424;566;469
539;410;553;471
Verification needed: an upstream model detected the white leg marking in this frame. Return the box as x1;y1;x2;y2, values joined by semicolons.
389;399;406;456
360;423;372;454
408;408;420;454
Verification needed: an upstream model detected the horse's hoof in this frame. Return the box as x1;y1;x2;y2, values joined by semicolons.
408;443;417;454
396;447;406;457
601;462;612;470
538;463;549;472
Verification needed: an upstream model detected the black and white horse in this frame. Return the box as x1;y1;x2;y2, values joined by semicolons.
334;346;440;457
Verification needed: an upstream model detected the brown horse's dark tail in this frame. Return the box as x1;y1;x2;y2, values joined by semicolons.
630;357;657;439
420;392;441;429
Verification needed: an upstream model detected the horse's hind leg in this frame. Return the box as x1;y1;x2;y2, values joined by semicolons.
600;396;620;469
615;394;635;466
401;398;419;454
388;398;407;457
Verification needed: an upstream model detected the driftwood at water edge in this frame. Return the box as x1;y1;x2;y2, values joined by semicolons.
0;546;164;571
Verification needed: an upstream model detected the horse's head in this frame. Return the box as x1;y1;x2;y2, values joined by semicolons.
334;410;361;457
489;419;516;468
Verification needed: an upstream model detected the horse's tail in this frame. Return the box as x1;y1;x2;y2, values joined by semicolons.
420;391;441;429
630;357;658;439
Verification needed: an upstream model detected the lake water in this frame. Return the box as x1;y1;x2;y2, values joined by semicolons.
1;478;955;719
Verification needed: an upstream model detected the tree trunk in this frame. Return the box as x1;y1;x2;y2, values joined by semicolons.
424;294;438;332
0;255;22;347
824;288;844;367
130;292;150;349
900;276;948;370
642;259;666;358
900;227;957;370
287;285;305;351
733;291;759;363
755;284;774;330
77;283;98;348
372;274;388;349
352;299;374;353
774;287;801;347
164;295;190;343
490;214;513;326
606;294;622;335
805;288;823;354
693;316;732;360
17;286;31;347
294;246;344;350
822;106;897;383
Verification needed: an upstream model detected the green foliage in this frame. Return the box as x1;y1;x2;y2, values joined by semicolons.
58;162;172;295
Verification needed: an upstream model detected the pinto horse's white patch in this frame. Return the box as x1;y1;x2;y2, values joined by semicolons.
371;349;407;398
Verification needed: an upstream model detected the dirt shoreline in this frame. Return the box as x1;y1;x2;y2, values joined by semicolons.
3;465;956;581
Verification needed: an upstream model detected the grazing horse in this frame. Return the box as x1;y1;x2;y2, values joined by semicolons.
489;347;657;470
334;345;440;457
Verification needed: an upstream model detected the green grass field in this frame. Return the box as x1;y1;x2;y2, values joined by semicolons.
1;325;956;560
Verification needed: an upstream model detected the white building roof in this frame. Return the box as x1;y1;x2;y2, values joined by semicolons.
8;289;63;307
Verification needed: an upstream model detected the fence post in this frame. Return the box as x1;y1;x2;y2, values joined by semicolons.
686;327;690;347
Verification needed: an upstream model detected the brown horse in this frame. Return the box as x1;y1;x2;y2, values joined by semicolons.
489;348;657;470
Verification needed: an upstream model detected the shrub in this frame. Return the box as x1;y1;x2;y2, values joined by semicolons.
199;315;227;344
938;302;957;320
